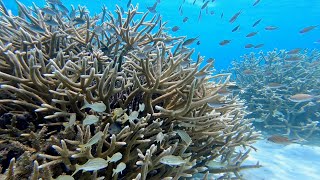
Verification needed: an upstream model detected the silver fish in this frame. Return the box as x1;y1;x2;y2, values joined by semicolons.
55;175;74;180
72;158;109;176
28;24;46;34
288;94;315;102
79;131;103;148
176;130;192;146
81;99;106;112
41;7;57;16
112;162;126;177
107;152;122;163
57;3;69;13
83;115;99;126
160;155;186;166
44;19;59;26
182;36;199;46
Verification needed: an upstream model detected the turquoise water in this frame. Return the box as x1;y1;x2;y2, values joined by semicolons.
6;0;320;70
1;0;320;179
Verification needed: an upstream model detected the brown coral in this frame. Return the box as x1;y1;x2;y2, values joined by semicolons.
0;0;260;179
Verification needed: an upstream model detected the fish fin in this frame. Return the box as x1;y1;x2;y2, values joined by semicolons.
112;168;116;177
71;165;81;176
80;98;90;110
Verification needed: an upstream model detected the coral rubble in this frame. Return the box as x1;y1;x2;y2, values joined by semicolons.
0;0;259;179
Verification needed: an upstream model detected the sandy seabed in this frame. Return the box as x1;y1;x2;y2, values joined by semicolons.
241;139;320;180
192;139;320;180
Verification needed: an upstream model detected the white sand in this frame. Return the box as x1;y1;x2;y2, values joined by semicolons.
242;140;320;180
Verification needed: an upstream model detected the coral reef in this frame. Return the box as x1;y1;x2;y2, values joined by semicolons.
229;49;320;141
0;0;260;179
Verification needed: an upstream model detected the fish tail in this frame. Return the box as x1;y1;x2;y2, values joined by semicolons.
71;165;80;176
112;169;116;177
80;98;90;110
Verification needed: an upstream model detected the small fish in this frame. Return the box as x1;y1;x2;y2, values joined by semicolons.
252;19;262;27
69;8;76;19
227;85;242;92
207;102;226;108
44;19;59;26
57;3;69;13
210;10;214;15
28;24;46;34
128;111;139;121
183;17;188;23
141;44;153;52
267;135;297;145
246;31;258;37
285;55;302;62
147;2;157;13
176;130;192;146
40;7;57;16
201;1;210;9
93;25;104;35
217;88;232;96
198;10;202;21
229;10;242;23
156;132;165;144
108;123;122;134
245;44;254;48
253;0;261;6
160;155;187;166
265;26;278;30
219;40;231;46
194;71;210;79
83;115;99;126
47;0;62;5
112;162;126;177
172;26;180;32
231;25;240;32
221;12;223;19
313;40;320;44
136;51;147;59
128;31;139;38
299;25;317;34
73;17;86;24
113;108;125;117
182;36;199;46
56;175;74;180
243;69;254;75
288;94;314;102
79;131;103;148
179;3;183;11
254;44;264;48
193;0;197;5
205;160;226;168
287;48;301;54
63;113;76;128
127;0;132;8
107;152;123;163
138;103;145;112
266;82;283;89
196;41;200;45
207;58;215;63
81;99;106;112
119;6;125;14
72;158;109;176
253;118;264;123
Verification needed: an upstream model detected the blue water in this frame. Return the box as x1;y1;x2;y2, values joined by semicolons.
5;0;320;70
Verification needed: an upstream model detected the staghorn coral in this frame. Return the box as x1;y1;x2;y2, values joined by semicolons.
0;0;260;179
229;48;320;142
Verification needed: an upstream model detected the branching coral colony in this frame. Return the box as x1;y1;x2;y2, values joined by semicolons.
0;1;260;179
229;49;320;141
